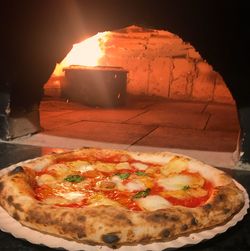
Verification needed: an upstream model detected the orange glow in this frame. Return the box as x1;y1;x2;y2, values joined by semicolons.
53;32;109;76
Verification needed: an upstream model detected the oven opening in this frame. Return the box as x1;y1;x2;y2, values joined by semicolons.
0;2;243;168
45;25;234;106
34;26;240;167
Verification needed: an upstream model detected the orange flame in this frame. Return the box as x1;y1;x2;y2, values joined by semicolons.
53;32;109;76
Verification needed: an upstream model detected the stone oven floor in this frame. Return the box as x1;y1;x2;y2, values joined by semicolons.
6;95;240;168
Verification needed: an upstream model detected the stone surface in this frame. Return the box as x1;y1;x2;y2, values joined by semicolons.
126;110;209;130
204;103;239;132
6;97;239;164
149;100;206;112
40;109;146;130
26;121;157;147
133;126;238;152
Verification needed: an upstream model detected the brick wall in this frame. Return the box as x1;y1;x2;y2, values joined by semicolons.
45;25;234;104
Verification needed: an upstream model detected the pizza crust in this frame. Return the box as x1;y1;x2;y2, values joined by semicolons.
0;148;245;247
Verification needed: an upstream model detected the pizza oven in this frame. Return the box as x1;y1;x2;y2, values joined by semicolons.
0;1;246;159
45;25;233;107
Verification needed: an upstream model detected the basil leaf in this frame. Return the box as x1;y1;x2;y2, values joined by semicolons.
133;188;151;199
116;173;130;180
135;171;147;176
182;185;190;191
64;175;84;183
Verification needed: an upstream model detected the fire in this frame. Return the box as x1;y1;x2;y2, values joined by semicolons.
53;32;109;76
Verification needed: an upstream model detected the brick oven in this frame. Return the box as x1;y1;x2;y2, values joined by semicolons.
46;26;233;105
1;1;249;162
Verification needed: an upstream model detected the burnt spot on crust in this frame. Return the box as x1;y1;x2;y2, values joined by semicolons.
77;230;86;239
8;166;24;176
161;228;170;238
7;195;14;204
102;233;120;244
224;208;231;214
127;229;135;239
61;211;69;218
6;197;24;212
114;213;133;225
215;193;226;203
170;215;179;221
203;203;212;212
27;210;54;225
77;215;86;222
0;181;4;193
61;224;86;239
139;235;152;243
13;212;20;221
13;203;24;212
191;217;198;226
146;212;169;222
181;224;188;231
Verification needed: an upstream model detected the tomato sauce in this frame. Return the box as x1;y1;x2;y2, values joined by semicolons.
35;185;54;201
103;190;142;211
164;180;214;208
32;153;214;210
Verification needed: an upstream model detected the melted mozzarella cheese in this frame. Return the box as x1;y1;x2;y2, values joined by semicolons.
137;195;172;211
89;194;121;207
125;180;146;192
89;197;121;207
111;176;146;192
46;164;69;176
161;157;188;176
115;162;131;170
57;191;85;201
75;164;94;173
158;175;194;191
111;175;126;191
95;163;116;172
36;174;57;186
132;162;148;170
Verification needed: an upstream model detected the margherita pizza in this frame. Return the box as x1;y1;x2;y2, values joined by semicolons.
0;148;246;248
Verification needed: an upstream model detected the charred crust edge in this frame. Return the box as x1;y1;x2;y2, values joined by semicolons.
8;166;24;176
0;181;4;192
161;228;170;238
102;233;120;244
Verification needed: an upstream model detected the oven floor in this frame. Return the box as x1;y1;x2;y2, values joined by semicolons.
4;95;240;168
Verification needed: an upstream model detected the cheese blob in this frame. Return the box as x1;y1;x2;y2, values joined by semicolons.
125;180;146;192
158;174;196;191
111;176;146;192
132;162;148;170
89;194;121;207
36;174;57;186
75;163;94;173
137;195;172;211
57;191;85;201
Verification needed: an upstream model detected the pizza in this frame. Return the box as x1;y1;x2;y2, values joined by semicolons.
0;148;245;248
